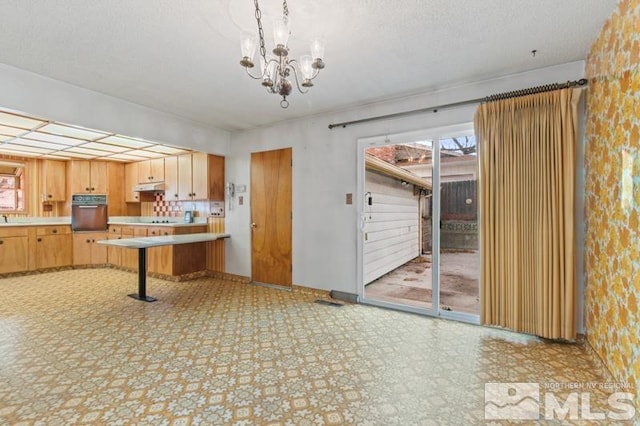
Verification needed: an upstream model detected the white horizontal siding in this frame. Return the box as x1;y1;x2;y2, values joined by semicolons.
364;170;420;284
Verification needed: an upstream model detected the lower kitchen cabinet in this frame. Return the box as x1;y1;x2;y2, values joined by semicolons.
0;228;29;274
73;232;108;265
121;227;147;270
34;226;72;269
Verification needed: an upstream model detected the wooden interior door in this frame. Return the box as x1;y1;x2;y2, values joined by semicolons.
251;148;292;287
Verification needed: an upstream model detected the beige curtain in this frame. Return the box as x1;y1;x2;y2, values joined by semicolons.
474;88;582;340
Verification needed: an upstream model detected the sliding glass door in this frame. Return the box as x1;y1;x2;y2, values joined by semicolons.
358;125;479;322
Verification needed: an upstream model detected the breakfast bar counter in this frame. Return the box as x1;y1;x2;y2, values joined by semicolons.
97;232;230;302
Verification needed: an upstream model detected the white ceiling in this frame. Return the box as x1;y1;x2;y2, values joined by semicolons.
0;0;616;131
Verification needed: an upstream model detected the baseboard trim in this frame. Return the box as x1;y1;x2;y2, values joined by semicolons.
329;290;359;304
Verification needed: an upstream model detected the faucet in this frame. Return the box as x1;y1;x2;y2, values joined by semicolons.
2;215;7;223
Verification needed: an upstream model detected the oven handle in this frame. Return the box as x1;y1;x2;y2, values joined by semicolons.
77;205;100;208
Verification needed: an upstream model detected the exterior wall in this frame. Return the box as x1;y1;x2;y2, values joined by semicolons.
584;0;640;403
363;170;420;284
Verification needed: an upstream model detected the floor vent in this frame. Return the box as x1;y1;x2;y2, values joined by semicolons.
314;299;344;307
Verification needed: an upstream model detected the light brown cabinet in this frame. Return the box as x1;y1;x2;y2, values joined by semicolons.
148;225;207;276
178;153;225;201
68;160;108;194
121;226;148;269
106;163;126;216
41;160;67;202
163;155;179;202
138;158;164;183
73;232;107;265
124;162;140;203
0;228;29;274
34;226;72;269
106;226;123;267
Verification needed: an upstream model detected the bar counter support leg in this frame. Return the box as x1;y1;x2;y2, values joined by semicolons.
128;247;157;302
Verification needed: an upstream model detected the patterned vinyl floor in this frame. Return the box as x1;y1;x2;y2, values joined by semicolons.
0;269;635;425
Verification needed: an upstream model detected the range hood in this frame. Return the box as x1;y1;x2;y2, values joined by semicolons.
133;182;165;192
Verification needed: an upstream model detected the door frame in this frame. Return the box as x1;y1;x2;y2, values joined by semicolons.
356;123;480;324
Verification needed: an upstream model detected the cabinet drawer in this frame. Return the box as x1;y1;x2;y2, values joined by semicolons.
108;225;122;235
0;227;29;238
148;227;174;237
36;226;71;236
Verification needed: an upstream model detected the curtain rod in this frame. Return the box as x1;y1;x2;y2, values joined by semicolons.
327;78;588;130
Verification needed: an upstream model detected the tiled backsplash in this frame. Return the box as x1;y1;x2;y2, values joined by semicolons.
142;192;216;218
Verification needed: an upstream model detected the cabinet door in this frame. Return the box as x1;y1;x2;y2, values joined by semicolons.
125;162;140;203
148;227;174;275
209;154;225;201
41;160;67;201
0;236;29;273
36;234;72;269
149;158;165;183
191;152;209;201
90;161;108;194
91;232;108;264
164;156;179;202
73;234;93;265
177;153;193;200
107;233;122;267
68;160;92;194
107;162;126;215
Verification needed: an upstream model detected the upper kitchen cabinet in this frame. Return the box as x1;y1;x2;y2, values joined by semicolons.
40;159;66;201
163;155;179;202
137;158;164;184
124;162;140;203
178;153;224;201
68;160;107;194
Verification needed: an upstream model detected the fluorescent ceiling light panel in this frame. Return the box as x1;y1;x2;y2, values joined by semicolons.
80;142;130;153
148;145;188;155
1;144;51;154
41;154;73;160
0;112;45;130
107;153;149;161
25;132;86;146
11;138;68;150
39;123;107;140
125;149;164;158
0;125;25;137
65;147;112;156
99;135;153;148
0;148;42;157
60;151;95;159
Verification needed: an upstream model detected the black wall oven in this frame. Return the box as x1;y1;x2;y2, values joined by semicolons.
71;194;108;232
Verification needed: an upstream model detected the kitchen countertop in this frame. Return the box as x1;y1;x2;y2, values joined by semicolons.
96;232;230;248
107;221;208;228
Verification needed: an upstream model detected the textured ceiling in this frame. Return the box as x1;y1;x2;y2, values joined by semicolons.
0;0;616;131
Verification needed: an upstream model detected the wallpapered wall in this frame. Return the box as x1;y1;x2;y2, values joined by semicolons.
585;0;639;402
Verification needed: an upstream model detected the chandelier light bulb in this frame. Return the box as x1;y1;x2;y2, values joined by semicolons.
273;17;290;54
299;55;314;81
310;37;325;61
240;32;257;68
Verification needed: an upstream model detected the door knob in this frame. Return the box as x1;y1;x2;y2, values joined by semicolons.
251;222;257;228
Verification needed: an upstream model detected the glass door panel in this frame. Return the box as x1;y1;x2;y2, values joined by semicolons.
437;135;480;315
362;140;434;311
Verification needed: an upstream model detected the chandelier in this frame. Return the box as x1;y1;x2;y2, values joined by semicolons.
239;0;326;108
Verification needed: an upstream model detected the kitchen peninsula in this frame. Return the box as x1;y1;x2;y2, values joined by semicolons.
97;232;229;301
0;217;228;283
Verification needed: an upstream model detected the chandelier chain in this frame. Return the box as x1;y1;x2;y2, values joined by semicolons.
254;0;267;62
283;0;289;18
